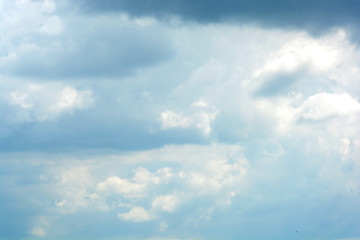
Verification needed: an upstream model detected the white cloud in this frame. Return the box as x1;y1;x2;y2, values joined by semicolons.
31;227;46;237
161;110;192;129
152;194;179;212
191;100;208;108
55;199;66;208
92;144;249;220
97;176;145;197
8;84;94;122
0;0;59;39
254;29;349;77
339;138;351;162
186;157;248;196
1;16;360;239
299;92;360;121
118;207;153;222
97;167;166;198
254;95;298;134
54;166;110;213
160;101;218;135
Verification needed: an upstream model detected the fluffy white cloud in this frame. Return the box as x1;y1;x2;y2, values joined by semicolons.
97;167;169;198
97;176;146;198
152;194;179;212
7;84;94;122
160;100;219;135
254;29;350;77
161;110;192;129
118;207;153;222
299;92;360;121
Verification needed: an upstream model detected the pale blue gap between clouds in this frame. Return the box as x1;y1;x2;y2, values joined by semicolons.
0;0;360;240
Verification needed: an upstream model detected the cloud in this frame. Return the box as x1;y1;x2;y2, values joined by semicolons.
160;101;219;136
7;84;94;122
253;32;343;78
159;221;168;232
1;4;360;239
0;24;359;152
30;227;46;237
30;216;50;238
97;167;171;199
39;15;63;35
253;29;354;96
299;92;360;121
118;207;153;222
0;1;173;78
152;194;179;212
1;140;360;239
77;0;360;33
55;200;66;208
97;176;145;196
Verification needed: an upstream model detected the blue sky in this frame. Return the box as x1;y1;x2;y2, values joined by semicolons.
1;0;360;239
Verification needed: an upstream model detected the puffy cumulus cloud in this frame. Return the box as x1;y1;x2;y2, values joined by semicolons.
118;207;154;222
97;176;145;196
0;1;172;78
298;93;360;121
53;166;108;213
253;91;360;151
94;144;248;216
253;30;347;77
185;157;247;195
97;167;167;198
152;194;179;213
6;83;94;122
160;100;219;136
252;29;355;96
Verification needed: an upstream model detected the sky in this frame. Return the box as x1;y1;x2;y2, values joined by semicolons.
0;0;360;239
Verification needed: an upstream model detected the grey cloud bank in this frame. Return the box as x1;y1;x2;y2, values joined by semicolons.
79;0;360;32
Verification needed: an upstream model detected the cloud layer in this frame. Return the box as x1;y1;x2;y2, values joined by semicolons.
1;1;360;240
79;0;360;33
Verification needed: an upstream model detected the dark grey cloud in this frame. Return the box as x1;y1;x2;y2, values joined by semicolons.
79;0;360;32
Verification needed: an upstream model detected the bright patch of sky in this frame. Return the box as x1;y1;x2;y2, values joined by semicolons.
1;0;360;240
